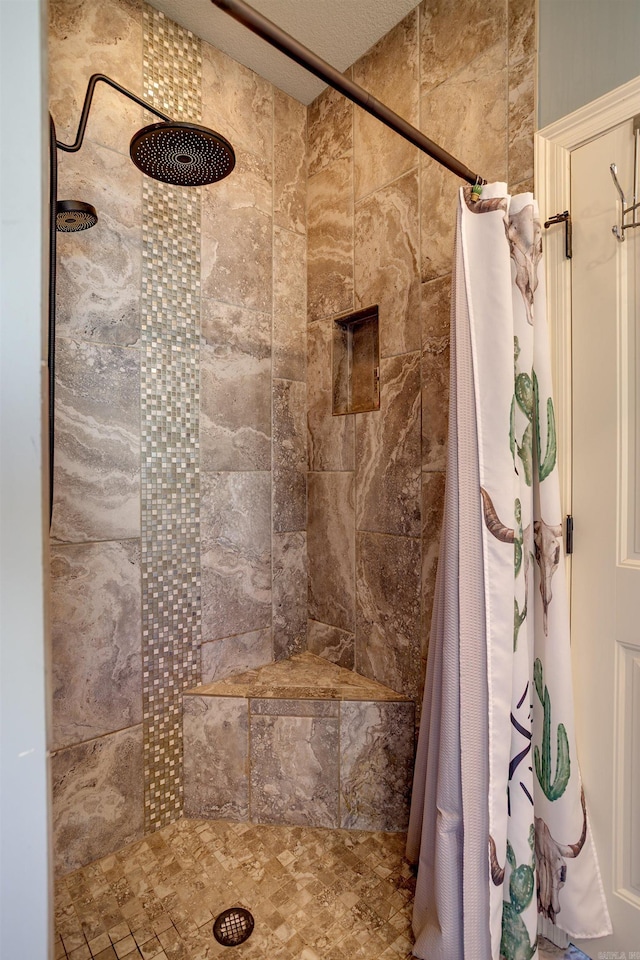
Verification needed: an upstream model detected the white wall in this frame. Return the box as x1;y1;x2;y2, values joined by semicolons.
0;1;51;957
539;0;640;127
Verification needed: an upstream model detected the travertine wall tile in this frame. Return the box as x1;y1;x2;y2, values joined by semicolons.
307;319;355;472
355;532;421;701
52;726;144;875
340;701;414;831
308;472;355;633
354;169;420;358
420;44;508;281
200;299;271;472
49;0;143;154
250;715;339;827
307;156;354;322
201;149;273;311
422;336;449;472
274;89;307;235
51;338;140;544
50;540;142;751
201;629;273;683
56;144;142;347
353;10;419;200
421;275;451;342
183;696;248;820
508;55;535;188
273;532;307;660
307;620;355;670
273;227;306;382
273;380;307;533
202;44;273;161
251;699;338;717
356;352;421;537
422;471;446;656
307;80;353;178
508;0;536;66
201;472;271;640
420;0;507;94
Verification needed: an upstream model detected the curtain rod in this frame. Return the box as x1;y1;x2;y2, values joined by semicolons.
210;0;485;185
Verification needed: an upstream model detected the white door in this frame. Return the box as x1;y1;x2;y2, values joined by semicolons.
571;119;640;955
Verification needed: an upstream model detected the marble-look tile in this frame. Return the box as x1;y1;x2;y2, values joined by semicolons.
353;11;419;200
340;701;414;831
307;156;354;322
308;472;355;632
422;471;445;657
49;0;143;155
420;0;507;94
273;380;307;533
192;652;411;702
355;170;420;358
420;45;508;282
356;353;421;537
200;472;271;640
200;299;271;471
200;628;273;683
508;56;535;190
274;89;306;235
250;715;339;828
273;532;307;660
50;540;141;751
422;336;449;471
508;0;536;66
202;43;272;162
512;177;534;196
56;144;141;347
307;79;353;178
421;274;451;342
183;696;248;820
201;149;272;312
307;620;355;670
307;319;354;472
273;227;306;382
356;532;421;701
51;338;140;543
251;699;338;717
52;726;143;875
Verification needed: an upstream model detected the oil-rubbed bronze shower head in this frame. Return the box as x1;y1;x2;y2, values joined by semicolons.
129;121;236;187
56;199;98;232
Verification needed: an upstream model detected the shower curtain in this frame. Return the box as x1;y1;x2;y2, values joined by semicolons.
407;184;611;960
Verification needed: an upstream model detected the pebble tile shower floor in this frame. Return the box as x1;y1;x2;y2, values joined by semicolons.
54;818;416;960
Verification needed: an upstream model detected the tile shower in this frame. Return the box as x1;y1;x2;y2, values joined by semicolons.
48;0;535;954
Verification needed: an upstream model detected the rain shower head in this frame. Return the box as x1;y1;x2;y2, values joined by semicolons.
56;199;98;232
130;121;235;187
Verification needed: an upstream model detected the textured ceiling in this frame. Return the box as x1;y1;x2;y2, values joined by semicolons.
146;0;419;104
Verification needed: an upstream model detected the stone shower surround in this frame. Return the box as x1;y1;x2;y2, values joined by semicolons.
182;653;415;833
48;0;535;877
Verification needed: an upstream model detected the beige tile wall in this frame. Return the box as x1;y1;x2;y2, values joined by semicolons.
306;0;536;700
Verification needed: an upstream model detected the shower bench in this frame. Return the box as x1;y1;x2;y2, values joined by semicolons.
182;652;414;832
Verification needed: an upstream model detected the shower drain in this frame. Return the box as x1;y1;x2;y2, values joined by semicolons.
213;907;255;946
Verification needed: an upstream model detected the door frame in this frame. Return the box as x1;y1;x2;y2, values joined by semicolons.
535;75;640;949
535;75;640;528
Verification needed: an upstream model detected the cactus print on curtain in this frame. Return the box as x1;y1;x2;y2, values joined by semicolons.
407;184;611;960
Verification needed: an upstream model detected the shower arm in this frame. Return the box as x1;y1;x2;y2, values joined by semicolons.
210;0;485;185
55;73;174;154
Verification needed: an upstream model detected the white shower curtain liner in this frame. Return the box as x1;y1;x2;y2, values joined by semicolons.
407;185;611;960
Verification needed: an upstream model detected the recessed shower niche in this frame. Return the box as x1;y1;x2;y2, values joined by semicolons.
332;305;380;415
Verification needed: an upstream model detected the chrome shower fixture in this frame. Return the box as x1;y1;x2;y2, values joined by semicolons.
54;73;236;188
56;199;98;232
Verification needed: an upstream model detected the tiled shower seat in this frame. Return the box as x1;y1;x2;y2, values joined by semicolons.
183;652;415;832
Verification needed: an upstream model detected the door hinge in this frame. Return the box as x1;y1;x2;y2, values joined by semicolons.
544;210;572;259
565;515;574;555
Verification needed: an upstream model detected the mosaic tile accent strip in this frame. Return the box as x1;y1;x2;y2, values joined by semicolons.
141;8;203;832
